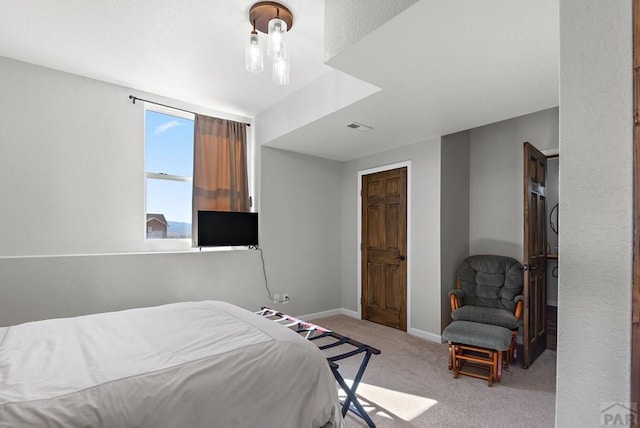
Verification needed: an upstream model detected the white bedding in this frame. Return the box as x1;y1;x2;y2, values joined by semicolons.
0;301;342;427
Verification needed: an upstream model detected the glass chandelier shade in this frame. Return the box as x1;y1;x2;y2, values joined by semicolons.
245;30;264;73
267;17;287;60
272;55;290;85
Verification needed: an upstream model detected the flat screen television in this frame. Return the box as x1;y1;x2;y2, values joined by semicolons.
197;210;258;247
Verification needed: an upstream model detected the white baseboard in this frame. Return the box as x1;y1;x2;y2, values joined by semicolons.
301;308;360;321
300;309;442;344
339;308;360;319
409;327;443;344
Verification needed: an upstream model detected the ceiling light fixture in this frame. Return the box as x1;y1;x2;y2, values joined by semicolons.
246;2;294;85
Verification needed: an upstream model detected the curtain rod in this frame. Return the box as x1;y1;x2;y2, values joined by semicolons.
128;95;250;127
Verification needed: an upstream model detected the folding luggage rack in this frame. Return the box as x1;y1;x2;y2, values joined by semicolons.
256;307;381;428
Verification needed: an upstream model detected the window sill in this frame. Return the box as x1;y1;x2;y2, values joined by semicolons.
144;239;193;253
143;239;255;253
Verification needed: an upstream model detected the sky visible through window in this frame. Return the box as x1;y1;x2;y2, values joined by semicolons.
145;110;194;238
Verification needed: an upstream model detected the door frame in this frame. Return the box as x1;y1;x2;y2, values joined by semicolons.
357;161;412;331
632;0;639;421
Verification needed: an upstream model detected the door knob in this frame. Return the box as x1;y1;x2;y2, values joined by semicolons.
396;255;406;261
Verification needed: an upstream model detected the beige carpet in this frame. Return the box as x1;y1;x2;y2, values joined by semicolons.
312;315;557;428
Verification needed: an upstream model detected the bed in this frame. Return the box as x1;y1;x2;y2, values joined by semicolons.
0;301;343;427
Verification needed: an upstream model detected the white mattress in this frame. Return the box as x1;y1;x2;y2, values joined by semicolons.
0;301;342;427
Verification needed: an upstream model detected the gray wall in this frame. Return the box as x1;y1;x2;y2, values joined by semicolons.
0;57;343;325
340;137;442;338
0;56;249;257
469;107;559;259
440;131;470;331
260;147;343;316
557;1;632;426
0;251;267;326
0;56;142;256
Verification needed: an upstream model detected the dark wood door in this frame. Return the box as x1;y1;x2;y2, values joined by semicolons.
361;167;407;331
523;142;548;368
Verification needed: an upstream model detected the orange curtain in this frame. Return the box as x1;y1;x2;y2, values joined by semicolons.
192;115;249;245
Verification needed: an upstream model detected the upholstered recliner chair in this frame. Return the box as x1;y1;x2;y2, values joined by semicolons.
448;255;524;361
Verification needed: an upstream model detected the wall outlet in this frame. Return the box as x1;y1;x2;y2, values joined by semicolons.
282;293;290;304
273;293;280;304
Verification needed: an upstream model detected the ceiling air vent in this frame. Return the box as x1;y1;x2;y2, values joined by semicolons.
346;121;373;132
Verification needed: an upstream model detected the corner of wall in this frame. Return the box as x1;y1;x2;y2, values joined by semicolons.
439;131;471;332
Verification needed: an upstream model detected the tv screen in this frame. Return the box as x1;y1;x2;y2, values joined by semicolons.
197;210;258;247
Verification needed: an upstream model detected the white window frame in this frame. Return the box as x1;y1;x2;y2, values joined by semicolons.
144;103;195;251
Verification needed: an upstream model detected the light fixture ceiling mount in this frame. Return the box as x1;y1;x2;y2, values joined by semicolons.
249;1;293;34
246;1;294;85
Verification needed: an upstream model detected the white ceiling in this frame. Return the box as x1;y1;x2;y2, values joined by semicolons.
0;0;328;117
263;0;560;160
0;0;559;161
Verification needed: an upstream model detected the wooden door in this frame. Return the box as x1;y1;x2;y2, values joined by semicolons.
361;167;407;331
523;142;548;368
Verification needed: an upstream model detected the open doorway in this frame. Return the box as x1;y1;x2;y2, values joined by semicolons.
523;143;559;368
545;155;559;353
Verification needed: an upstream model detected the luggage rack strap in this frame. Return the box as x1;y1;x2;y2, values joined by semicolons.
256;307;380;428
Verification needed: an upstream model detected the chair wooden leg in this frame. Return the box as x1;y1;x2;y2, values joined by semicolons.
453;346;460;379
488;351;496;386
447;342;509;386
448;342;454;370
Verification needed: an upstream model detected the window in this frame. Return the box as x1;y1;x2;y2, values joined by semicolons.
145;105;195;240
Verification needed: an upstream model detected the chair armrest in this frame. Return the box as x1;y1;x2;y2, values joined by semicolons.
514;295;524;321
448;289;464;311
